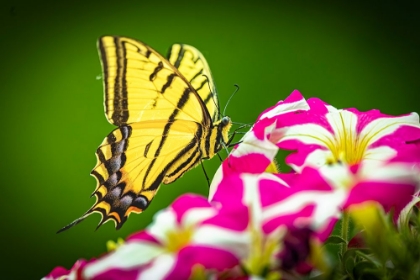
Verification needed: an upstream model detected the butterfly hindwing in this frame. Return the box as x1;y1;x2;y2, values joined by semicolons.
88;119;202;229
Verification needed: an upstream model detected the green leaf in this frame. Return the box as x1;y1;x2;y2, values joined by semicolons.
325;235;347;246
344;254;355;275
354;250;379;267
342;248;357;261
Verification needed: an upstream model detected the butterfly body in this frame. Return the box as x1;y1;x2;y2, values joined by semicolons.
58;36;231;232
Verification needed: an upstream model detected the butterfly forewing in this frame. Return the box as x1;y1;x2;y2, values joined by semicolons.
99;37;211;126
167;44;219;122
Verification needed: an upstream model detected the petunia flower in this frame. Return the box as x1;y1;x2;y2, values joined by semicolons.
210;169;341;277
206;91;346;277
273;93;420;216
274;96;420;172
80;194;251;279
212;90;420;219
211;91;343;237
208;90;420;277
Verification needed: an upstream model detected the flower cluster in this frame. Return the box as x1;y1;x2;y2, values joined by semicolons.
45;90;420;279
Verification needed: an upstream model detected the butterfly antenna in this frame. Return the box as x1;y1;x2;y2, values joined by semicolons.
200;160;211;187
222;84;240;117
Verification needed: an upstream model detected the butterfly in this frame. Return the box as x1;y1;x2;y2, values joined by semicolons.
57;36;232;232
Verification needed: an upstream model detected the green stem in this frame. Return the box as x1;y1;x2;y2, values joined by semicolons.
341;211;349;256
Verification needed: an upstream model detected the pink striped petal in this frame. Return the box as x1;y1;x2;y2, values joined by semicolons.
92;268;140;280
165;246;239;279
346;180;417;216
171;194;214;223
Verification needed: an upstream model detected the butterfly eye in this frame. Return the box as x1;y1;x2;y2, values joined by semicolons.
221;116;231;126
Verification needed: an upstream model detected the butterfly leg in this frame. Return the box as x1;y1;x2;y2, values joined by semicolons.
200;159;211;187
217;153;223;162
226;123;249;146
222;123;249;167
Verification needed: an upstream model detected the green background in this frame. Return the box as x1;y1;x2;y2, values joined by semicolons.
1;1;420;278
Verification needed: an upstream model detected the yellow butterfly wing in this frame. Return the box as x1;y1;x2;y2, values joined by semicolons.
167;44;219;122
91;119;205;228
99;36;211;126
58;36;231;232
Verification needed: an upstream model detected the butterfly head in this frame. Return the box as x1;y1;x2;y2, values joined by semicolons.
216;116;232;145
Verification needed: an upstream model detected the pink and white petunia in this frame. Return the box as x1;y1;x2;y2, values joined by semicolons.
80;194;251;280
270;93;420;215
211;90;420;218
210;170;343;276
208;90;420;276
210;91;346;243
274;97;420;172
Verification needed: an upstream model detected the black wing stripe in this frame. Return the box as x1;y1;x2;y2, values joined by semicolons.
161;74;176;94
110;38;129;125
142;88;192;188
213;125;223;155
204;126;212;157
91;170;105;185
142;163;166;191
149;61;164;81
203;88;215;106
173;44;185;68
195;79;208;93
165;125;203;179
190;69;204;82
165;146;202;180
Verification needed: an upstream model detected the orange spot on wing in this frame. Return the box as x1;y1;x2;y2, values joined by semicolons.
126;206;143;216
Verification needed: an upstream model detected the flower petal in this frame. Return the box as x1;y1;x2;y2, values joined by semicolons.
82;241;164;279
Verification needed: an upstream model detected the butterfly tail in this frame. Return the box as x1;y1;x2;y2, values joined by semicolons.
56;211;95;233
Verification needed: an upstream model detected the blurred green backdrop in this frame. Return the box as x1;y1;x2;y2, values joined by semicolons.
1;0;420;278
